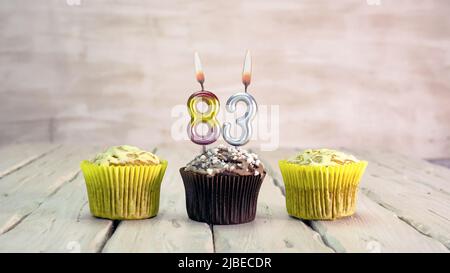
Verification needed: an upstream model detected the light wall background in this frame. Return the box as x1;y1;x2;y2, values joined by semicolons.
0;0;449;158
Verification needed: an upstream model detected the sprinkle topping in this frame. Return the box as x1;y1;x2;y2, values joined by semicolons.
185;145;264;176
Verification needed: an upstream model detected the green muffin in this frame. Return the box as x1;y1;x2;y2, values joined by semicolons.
81;145;167;220
279;149;368;220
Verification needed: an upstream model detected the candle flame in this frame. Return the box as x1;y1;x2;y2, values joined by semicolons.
194;52;205;87
242;50;252;89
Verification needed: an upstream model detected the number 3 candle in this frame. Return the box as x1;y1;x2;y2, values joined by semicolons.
187;53;220;147
223;51;258;146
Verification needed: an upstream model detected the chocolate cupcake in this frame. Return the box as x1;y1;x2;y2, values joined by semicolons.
180;145;266;225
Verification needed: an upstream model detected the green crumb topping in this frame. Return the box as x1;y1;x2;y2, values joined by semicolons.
288;149;359;166
92;145;160;166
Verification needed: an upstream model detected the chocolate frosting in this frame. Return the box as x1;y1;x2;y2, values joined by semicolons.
184;145;265;176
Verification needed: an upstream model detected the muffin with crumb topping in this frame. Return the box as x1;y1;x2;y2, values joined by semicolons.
279;149;368;220
180;145;266;225
80;145;167;220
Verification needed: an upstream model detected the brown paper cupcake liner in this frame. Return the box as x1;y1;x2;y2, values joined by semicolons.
180;168;265;225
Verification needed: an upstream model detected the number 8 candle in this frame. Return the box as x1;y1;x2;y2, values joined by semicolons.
187;53;220;148
223;50;258;146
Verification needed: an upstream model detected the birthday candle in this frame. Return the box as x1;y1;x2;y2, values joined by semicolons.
223;50;258;146
187;53;221;146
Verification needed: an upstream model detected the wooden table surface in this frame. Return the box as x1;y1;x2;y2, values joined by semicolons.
0;143;449;253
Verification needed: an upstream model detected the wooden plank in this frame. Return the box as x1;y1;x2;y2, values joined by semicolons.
213;148;333;253
360;151;450;195
428;158;450;169
0;143;58;178
394;154;450;180
0;145;99;235
0;174;113;252
310;194;448;252
358;156;450;249
258;148;449;252
213;176;333;252
103;144;214;253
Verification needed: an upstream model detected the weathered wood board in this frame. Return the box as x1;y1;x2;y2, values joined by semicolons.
310;194;448;253
0;143;58;178
359;157;450;249
0;145;98;235
213;174;333;252
0;144;448;252
103;144;214;253
0;174;113;252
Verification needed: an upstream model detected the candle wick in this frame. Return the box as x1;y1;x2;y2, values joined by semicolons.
200;83;204;91
244;85;248;93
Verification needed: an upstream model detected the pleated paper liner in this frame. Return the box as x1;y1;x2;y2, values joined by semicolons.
278;160;368;220
179;168;266;225
80;160;168;220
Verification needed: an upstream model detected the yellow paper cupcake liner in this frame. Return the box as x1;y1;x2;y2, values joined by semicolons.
80;160;168;220
279;160;368;220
